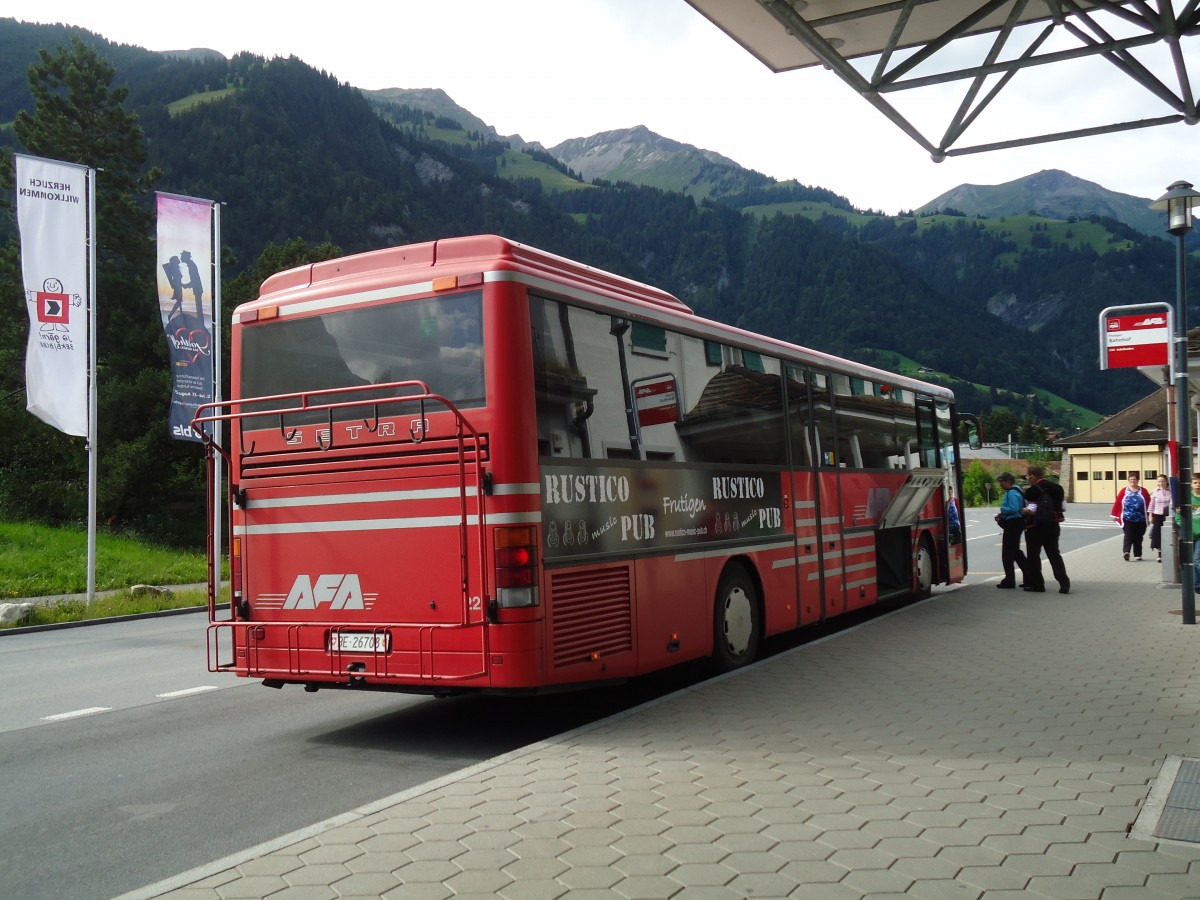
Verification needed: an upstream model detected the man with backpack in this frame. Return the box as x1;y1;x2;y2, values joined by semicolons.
1023;466;1070;594
1111;472;1152;561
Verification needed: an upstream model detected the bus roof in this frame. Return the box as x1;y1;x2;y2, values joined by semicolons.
255;234;691;316
247;234;953;402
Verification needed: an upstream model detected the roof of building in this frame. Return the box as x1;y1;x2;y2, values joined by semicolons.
1055;387;1169;448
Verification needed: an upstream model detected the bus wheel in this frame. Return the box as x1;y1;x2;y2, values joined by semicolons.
713;565;760;672
914;537;935;600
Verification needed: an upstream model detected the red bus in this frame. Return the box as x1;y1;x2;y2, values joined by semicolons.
196;234;975;695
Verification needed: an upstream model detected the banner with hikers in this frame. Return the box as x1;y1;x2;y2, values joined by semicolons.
156;193;216;442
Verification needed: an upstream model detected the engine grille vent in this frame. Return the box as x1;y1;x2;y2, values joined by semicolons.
550;566;633;669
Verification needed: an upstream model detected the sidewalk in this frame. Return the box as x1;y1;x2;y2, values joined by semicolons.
125;535;1200;899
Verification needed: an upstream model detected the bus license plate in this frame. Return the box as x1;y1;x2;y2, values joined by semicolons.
334;632;388;653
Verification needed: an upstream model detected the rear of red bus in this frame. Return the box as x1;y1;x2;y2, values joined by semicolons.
200;236;573;694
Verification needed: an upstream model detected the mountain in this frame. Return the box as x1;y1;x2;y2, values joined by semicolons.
919;169;1162;238
0;18;1174;426
353;92;1161;242
362;87;537;150
550;125;776;199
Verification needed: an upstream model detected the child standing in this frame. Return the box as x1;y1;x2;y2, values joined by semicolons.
1149;475;1172;563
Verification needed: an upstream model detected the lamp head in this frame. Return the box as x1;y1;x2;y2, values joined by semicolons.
1151;180;1200;236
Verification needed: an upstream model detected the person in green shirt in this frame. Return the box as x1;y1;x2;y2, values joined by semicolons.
1175;474;1200;591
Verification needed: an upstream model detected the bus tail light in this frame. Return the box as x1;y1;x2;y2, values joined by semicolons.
494;526;539;608
231;536;244;609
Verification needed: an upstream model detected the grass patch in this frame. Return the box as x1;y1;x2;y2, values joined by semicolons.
0;520;230;628
0;519;215;598
167;87;238;115
497;149;591;191
9;585;217;629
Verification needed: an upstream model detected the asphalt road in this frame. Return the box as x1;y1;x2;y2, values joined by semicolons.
0;612;705;900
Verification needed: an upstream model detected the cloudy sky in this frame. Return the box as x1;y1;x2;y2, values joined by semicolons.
5;0;1198;216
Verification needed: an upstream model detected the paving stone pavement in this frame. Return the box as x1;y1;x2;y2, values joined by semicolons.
124;534;1200;900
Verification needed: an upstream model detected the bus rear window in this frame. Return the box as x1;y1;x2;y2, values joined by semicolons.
240;291;485;414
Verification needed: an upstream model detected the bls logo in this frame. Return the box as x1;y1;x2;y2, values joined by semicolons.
283;574;365;610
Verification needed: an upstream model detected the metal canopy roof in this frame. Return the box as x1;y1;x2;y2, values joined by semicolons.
685;0;1200;160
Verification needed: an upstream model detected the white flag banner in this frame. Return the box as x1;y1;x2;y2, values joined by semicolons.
16;155;91;436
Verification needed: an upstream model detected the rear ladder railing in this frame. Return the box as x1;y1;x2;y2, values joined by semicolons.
192;381;491;629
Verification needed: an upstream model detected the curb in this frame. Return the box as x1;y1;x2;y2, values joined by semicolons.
0;603;208;636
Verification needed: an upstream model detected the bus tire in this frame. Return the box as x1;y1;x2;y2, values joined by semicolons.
712;564;760;672
914;536;935;600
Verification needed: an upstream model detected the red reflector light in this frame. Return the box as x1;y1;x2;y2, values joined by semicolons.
496;547;532;567
458;272;484;286
494;526;538;592
230;536;244;602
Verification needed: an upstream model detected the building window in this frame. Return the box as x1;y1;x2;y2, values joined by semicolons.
1077;471;1088;481
631;321;666;353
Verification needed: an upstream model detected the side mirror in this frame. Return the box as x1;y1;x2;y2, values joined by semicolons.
960;415;983;450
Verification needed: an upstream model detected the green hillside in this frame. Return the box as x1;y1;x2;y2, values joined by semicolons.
0;19;1172;539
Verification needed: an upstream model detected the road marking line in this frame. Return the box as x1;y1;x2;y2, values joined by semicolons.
42;707;111;721
156;686;219;699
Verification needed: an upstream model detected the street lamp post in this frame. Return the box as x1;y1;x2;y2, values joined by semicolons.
1152;180;1200;625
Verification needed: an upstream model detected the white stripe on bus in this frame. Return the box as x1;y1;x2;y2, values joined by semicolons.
249;482;540;509
233;279;434;323
234;511;541;536
672;538;795;563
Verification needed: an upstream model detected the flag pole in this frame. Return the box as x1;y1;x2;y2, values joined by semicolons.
212;202;223;595
86;166;98;603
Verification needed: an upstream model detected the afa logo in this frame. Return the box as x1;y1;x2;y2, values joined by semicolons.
282;573;376;610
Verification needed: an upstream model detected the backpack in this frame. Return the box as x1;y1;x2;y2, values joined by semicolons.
1122;489;1147;523
1034;495;1058;526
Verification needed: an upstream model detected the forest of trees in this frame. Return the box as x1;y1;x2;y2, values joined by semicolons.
0;20;1184;542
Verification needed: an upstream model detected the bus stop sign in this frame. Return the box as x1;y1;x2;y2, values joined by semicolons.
1099;303;1173;371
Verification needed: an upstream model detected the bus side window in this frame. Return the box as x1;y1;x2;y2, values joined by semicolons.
531;298;597;459
834;382;919;470
785;366;814;469
675;349;786;466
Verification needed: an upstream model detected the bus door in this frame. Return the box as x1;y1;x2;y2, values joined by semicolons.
786;366;844;622
940;401;967;582
915;396;957;584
